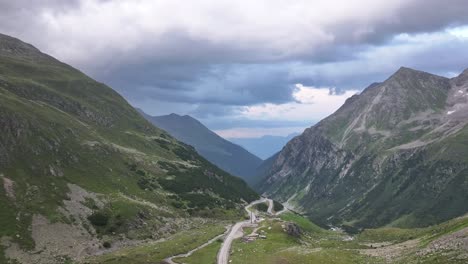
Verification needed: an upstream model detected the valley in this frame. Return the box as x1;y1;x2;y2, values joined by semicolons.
89;198;467;264
1;27;467;263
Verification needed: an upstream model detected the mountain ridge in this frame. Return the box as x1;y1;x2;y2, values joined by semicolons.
0;33;258;264
138;110;263;185
229;133;300;160
259;66;468;229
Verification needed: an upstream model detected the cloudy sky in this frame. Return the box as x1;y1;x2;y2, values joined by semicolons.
1;0;468;138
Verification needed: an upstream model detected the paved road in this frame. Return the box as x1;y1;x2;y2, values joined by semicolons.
217;198;269;264
164;226;230;264
266;198;274;214
161;197;287;264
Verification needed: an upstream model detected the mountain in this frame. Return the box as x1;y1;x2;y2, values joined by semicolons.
259;67;468;229
0;33;258;264
139;111;263;184
229;133;300;160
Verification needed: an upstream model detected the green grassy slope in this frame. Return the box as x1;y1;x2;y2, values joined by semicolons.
0;33;258;263
228;211;468;263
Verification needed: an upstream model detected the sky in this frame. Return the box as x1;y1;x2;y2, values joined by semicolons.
1;0;468;138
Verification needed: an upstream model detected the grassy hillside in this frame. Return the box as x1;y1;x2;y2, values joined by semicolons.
0;33;258;264
227;211;468;263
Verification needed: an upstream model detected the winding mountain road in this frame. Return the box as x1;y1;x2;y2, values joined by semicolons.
164;226;230;264
163;197;284;264
217;198;275;264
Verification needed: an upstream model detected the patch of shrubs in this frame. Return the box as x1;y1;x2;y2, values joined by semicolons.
137;177;159;191
88;212;109;227
136;169;146;176
153;138;170;150
127;163;137;171
273;200;284;212
171;200;185;209
158;161;179;173
103;241;111;248
172;146;194;161
255;203;268;212
179;193;219;209
341;224;361;235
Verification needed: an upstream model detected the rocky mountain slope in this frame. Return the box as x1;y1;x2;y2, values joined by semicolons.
0;33;258;264
259;67;468;229
139;112;263;185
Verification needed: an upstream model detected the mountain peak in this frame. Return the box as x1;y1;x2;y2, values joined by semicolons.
140;109;263;183
168;113;182;117
0;33;42;58
459;68;468;78
453;68;468;86
167;113;199;123
397;66;417;72
384;66;449;89
388;66;428;80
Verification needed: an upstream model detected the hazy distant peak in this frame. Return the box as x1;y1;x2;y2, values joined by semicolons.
139;109;263;184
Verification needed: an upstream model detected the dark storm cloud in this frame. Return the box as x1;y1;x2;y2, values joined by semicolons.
291;34;468;92
1;0;466;66
328;0;468;45
106;63;295;106
0;0;467;135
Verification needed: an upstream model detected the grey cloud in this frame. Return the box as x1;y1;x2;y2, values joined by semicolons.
1;0;467;67
1;0;468;135
106;63;295;106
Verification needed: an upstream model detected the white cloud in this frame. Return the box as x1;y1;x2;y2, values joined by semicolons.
10;0;415;69
447;25;468;39
240;84;358;122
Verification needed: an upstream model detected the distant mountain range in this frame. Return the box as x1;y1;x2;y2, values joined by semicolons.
229;133;300;160
139;111;263;185
259;67;468;229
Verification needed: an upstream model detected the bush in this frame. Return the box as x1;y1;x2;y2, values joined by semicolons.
137;177;159;190
171;200;185;209
172;146;193;161
153;138;170;150
103;241;111;248
88;212;109;226
127;163;137;171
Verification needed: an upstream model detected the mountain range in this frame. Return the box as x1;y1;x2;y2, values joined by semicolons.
139;112;263;185
259;67;468;229
2;31;468;263
229;133;300;160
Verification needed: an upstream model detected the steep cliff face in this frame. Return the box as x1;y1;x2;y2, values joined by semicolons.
260;67;468;228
